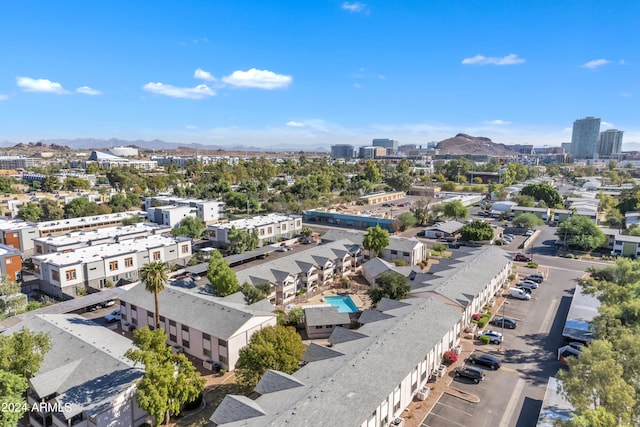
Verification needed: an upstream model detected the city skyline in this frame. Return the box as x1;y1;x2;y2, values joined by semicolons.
1;1;638;148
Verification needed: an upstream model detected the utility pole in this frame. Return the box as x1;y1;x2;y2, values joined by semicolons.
457;165;462;185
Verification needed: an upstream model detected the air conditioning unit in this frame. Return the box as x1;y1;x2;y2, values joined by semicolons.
202;360;220;371
390;417;405;427
171;345;184;355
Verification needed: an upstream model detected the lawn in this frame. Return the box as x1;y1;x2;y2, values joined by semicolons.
173;379;248;427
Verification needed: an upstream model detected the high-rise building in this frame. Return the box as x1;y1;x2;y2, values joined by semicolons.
330;144;355;159
598;129;624;156
372;138;398;154
570;116;601;160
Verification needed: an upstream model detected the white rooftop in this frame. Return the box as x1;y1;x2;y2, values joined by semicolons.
210;213;299;230
37;211;144;232
33;222;169;247
33;234;189;267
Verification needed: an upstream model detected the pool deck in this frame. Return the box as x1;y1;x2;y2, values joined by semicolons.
300;288;373;311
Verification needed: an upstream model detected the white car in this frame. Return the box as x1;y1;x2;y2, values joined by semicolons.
525;230;534;236
478;330;503;344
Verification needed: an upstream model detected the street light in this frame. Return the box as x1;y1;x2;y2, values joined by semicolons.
457;165;462;185
498;300;509;353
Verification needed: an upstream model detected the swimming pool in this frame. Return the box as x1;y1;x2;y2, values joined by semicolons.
325;295;359;313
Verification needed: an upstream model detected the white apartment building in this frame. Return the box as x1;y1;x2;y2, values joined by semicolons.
145;196;225;224
33;222;171;255
37;211;145;236
207;213;302;248
32;235;192;298
146;204;195;227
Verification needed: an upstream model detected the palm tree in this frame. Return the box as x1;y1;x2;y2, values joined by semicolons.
140;261;169;328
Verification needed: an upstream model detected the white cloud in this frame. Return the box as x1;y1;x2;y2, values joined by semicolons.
185;125;198;130
0;94;9;101
582;59;610;69
194;68;216;82
142;82;215;99
16;76;69;94
222;68;292;89
483;119;511;125
353;83;363;89
76;86;102;95
286;121;305;127
341;2;367;12
461;54;525;65
601;121;614;129
620;92;632;97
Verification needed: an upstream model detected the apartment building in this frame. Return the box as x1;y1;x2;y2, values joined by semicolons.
145;196;225;224
118;283;277;371
0;219;39;255
33;222;170;255
208;213;302;248
0;244;23;281
37;211;145;236
32;234;192;298
211;297;461;426
3;314;151;427
235;239;363;305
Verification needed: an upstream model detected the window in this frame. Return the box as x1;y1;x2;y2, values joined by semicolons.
109;260;118;271
120;301;126;308
52;270;60;281
218;339;227;348
219;355;228;364
131;318;138;325
210;230;216;238
259;229;265;236
169;320;176;327
169;334;177;342
203;348;211;357
153;251;161;261
159;315;165;322
36;246;43;254
34;264;40;274
282;224;287;231
268;227;273;234
182;339;190;349
5;258;11;264
131;305;137;312
181;244;189;254
203;333;211;341
315;326;323;329
391;250;397;255
65;270;77;280
181;324;189;332
403;252;410;257
124;257;133;267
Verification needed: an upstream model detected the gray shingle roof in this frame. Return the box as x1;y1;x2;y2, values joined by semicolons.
327;327;368;345
211;395;267;425
119;283;275;340
357;309;394;324
211;297;461;426
302;343;345;363
304;306;350;327
254;370;305;395
423;220;465;235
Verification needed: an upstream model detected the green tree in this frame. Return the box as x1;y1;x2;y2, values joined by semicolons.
17;202;42;222
140;262;169;328
40;175;60;193
363;225;390;258
301;226;314;237
558;216;606;251
235;325;306;389
62;177;91;191
64;198;99;218
410;199;432;225
0;328;51;379
385;171;413;192
557;340;636;425
85;162;99;175
39;199;64;221
460;220;494;241
512;213;544;229
514;194;535;207
363;160;382;184
0;370;29;426
0;278;21;296
207;250;240;296
397;212;417;231
520;183;563;207
171;216;205;239
227;227;259;254
126;327;205;426
368;271;411;304
437;200;469;220
240;282;270;304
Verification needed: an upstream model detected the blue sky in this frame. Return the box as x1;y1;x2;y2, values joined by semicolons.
1;0;638;149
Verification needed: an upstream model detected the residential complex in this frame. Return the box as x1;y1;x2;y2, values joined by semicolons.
570;116;601;160
118;283;277;371
207;213;302;248
598;128;624;156
32;234;192;298
145;195;225;225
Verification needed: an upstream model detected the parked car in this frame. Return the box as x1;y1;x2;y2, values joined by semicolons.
518;280;539;289
105;309;121;323
568;341;586;351
515;285;532;294
190;273;202;280
526;273;544;283
509;287;531;300
276;247;289;252
514;253;531;262
454;366;485;383
525;230;534;236
490;317;518;329
467;352;502;370
477;330;503;344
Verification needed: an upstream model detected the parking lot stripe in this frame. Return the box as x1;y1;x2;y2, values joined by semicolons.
433;400;474;417
424;410;470;427
539;297;559;334
499;377;524;427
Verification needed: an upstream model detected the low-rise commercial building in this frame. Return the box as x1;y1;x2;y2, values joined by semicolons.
32;234;192;298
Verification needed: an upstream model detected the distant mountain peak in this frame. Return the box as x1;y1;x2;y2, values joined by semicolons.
436;134;518;156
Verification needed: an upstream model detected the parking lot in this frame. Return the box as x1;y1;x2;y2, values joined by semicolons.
417;254;586;427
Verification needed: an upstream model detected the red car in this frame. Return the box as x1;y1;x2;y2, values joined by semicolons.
514;253;531;262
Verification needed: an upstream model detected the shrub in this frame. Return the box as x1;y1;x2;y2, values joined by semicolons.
432;243;448;253
478;318;489;328
443;350;458;365
566;253;575;259
508;273;516;281
471;313;481;321
479;335;490;344
527;262;539;269
219;369;227;376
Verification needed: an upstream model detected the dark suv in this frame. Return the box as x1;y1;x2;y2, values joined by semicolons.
526;274;544;283
467;352;502;370
454;366;485;383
